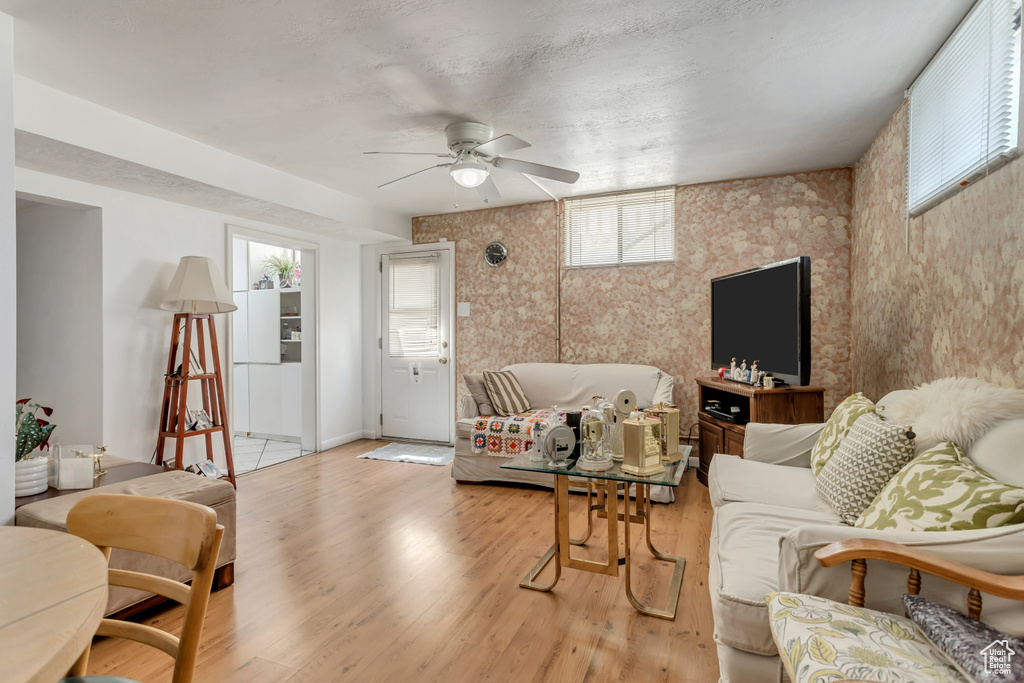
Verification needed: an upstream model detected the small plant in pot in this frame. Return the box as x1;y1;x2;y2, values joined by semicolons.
15;399;56;496
263;254;298;288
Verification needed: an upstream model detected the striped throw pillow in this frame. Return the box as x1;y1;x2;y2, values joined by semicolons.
482;371;531;416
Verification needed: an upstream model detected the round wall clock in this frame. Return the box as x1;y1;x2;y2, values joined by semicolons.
484;241;508;267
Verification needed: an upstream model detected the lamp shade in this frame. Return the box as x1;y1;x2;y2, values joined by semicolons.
160;256;238;314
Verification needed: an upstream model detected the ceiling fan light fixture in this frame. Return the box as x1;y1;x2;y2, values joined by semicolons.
449;159;489;188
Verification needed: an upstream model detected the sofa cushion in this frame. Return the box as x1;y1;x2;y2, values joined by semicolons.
815;412;916;525
810;392;876;475
856;441;1024;531
463;373;496;416
766;591;967;683
904;594;1024;683
709;454;840;517
503;362;668;410
710;502;843;655
482;370;531;416
968;418;1024;487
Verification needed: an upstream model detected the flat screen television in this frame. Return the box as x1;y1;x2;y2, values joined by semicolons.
711;256;811;386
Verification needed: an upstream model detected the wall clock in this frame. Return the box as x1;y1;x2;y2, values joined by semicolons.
484;241;508;267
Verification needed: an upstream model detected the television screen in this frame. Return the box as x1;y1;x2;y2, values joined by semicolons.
711;257;810;385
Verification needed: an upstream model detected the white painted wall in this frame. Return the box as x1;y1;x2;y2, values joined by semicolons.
17;203;103;445
16;167;367;471
0;13;14;524
320;239;366;448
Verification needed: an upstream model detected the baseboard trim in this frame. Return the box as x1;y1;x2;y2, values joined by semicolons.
688;455;699;468
321;431;368;450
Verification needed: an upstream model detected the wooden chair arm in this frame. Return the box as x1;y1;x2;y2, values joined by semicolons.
815;538;1024;611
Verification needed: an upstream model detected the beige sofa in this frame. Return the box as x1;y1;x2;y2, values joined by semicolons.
453;362;683;502
708;393;1024;682
16;463;236;616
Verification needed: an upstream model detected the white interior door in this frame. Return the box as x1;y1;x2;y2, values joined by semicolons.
381;251;452;443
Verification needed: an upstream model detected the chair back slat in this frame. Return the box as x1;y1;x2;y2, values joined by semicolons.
96;618;180;658
108;568;191;605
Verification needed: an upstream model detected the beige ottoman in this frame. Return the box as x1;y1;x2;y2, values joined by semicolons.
16;470;236;616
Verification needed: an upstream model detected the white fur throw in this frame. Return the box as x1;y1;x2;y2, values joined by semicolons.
880;377;1024;453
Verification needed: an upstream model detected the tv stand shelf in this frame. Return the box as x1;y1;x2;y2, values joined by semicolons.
694;376;824;486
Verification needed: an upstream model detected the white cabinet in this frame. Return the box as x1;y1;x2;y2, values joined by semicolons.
247;290;280;363
232;292;249;363
233;364;249;434
248;364;282;436
248;364;301;439
281;363;302;438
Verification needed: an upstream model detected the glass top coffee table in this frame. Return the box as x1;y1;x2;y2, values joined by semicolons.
501;447;691;620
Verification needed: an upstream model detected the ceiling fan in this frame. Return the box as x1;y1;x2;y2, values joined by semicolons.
364;122;580;201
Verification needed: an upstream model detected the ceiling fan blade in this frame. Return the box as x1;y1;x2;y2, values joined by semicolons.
364;151;455;158
378;163;450;189
475;175;501;201
473;134;531;157
522;173;559;201
493;157;580;184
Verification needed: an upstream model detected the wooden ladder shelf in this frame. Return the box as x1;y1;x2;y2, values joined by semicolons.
156;313;236;487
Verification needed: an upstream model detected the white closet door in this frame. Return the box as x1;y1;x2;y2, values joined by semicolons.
249;364;282;435
281;362;302;438
232;292;249;363
247;289;281;364
233;364;249;434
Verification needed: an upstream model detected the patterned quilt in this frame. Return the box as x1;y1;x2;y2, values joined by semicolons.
471;410;567;457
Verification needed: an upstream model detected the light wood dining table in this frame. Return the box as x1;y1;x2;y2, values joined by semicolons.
0;526;108;683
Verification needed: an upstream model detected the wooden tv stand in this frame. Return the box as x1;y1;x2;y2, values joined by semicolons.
695;376;824;486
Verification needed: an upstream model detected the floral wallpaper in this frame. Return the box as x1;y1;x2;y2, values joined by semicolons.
413;170;854;427
850;103;1024;398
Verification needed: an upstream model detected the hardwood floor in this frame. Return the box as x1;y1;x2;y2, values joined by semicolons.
84;440;720;682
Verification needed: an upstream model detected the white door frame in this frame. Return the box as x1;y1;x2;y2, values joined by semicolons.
374;241;456;444
225;225;321;452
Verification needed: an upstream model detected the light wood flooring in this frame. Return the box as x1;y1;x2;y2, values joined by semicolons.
85;439;719;682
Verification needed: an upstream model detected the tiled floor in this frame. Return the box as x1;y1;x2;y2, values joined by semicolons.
233;436;314;475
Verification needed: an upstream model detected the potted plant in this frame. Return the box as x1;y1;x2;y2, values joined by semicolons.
15;399;56;496
263;254;298;288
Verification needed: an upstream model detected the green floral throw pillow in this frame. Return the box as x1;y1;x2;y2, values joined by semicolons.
856;441;1024;531
765;591;967;683
811;392;876;476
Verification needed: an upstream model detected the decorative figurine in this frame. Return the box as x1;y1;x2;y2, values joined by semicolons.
750;360;759;378
718;366;726;379
729;358;738;379
739;359;748;381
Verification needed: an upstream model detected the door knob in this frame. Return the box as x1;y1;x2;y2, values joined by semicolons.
439;357;448;365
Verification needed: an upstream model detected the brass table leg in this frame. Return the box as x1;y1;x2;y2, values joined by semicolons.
519;473;563;591
623;482;686;620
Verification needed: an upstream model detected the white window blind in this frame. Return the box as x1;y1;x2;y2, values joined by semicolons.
563;188;675;267
907;0;1021;214
388;255;439;357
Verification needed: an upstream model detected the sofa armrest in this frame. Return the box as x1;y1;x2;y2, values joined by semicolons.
778;523;1024;634
652;372;674;405
741;422;824;468
459;394;479;421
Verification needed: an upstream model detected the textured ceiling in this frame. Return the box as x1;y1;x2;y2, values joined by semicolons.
0;0;972;218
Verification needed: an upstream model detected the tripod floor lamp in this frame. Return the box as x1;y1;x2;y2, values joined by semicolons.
156;256;237;487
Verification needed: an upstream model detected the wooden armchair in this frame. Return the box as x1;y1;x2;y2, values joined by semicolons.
64;494;223;683
766;539;1024;683
816;538;1024;619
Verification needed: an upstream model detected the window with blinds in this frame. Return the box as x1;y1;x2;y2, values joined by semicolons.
563;188;675;268
388;255;439;357
907;0;1021;215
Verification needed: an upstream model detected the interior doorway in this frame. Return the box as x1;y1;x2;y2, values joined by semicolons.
229;231;318;473
378;243;455;444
